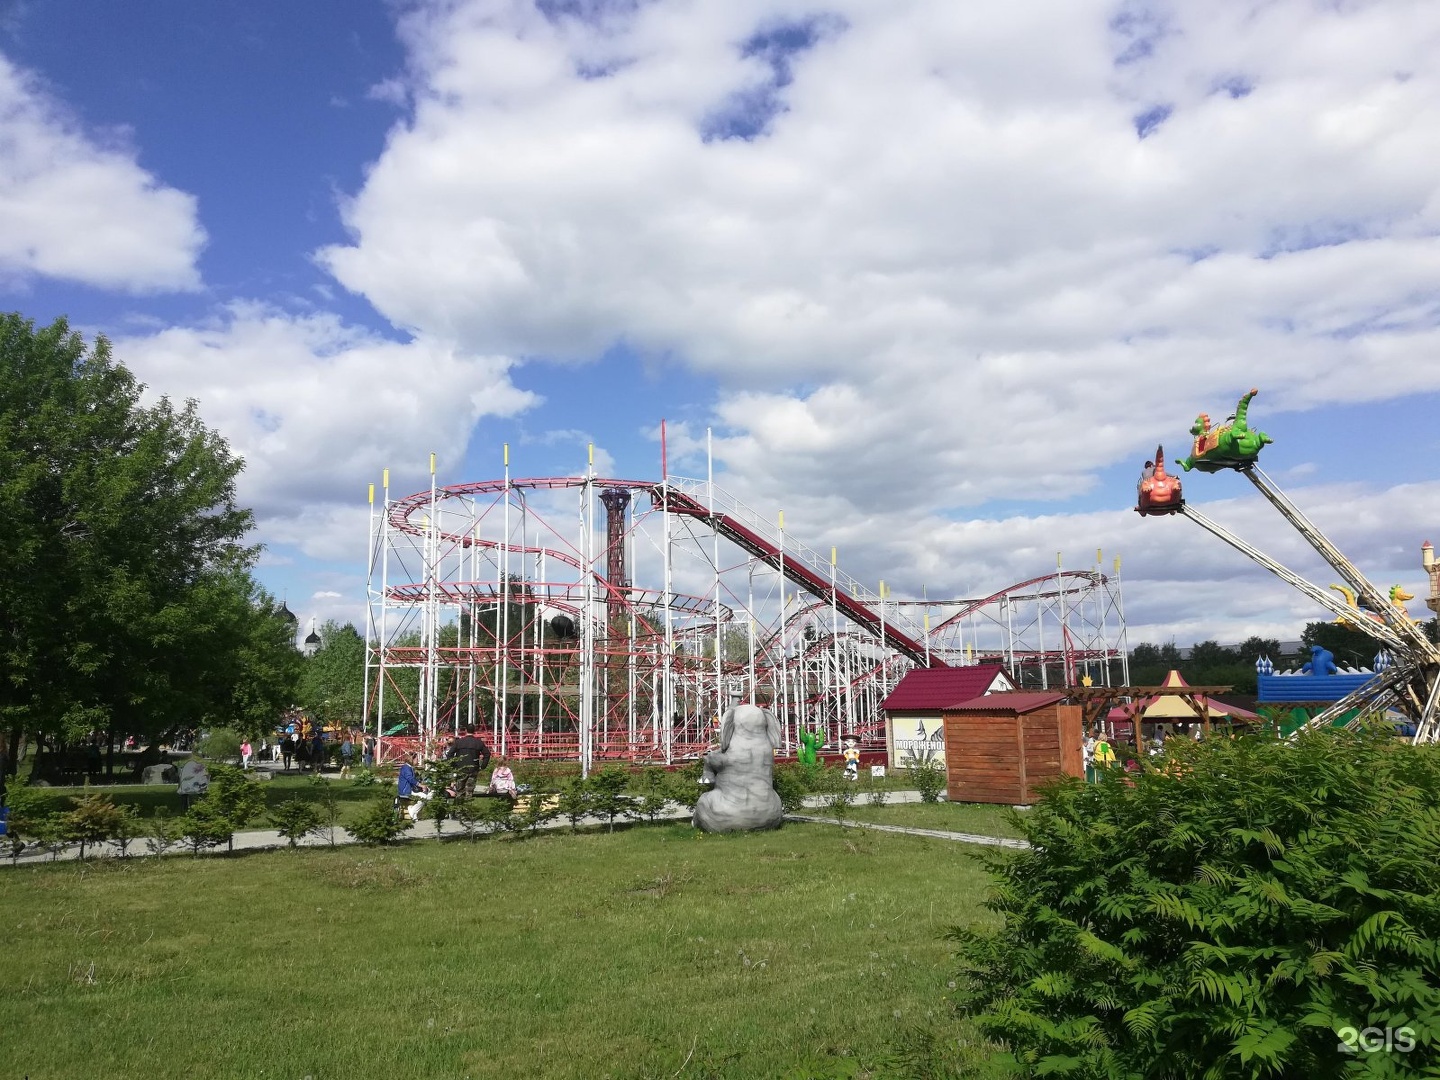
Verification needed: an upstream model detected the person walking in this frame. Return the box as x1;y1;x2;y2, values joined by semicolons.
240;740;253;771
339;735;355;778
1093;734;1116;772
281;735;295;771
362;735;376;769
311;732;327;773
445;724;491;798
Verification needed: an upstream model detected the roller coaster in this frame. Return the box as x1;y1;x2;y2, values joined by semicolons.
362;443;1129;769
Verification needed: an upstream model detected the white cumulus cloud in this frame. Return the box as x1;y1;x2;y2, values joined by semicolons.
0;54;205;292
115;304;539;556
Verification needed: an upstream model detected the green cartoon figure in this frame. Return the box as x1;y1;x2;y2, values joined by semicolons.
1176;388;1273;473
797;728;823;767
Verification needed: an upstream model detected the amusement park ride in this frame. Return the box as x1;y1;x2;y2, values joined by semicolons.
1135;389;1440;744
362;436;1130;769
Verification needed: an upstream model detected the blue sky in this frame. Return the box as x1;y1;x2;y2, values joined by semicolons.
3;0;1439;648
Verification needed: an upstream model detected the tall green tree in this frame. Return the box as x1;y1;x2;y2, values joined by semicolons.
0;313;296;764
297;621;366;727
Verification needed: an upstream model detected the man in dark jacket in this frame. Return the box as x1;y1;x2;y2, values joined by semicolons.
446;724;491;798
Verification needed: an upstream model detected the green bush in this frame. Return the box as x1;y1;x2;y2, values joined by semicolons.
950;729;1440;1077
64;793;128;859
588;766;633;832
508;790;559;837
269;797;324;847
144;808;180;857
904;755;946;803
198;764;266;853
307;773;342;845
345;798;412;846
454;795;515;838
772;763;810;814
665;759;705;810
3;785;59;863
630;766;672;824
816;767;856;824
556;777;593;832
179;801;232;856
110;804;143;857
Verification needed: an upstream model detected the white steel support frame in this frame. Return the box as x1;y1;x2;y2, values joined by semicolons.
363;459;1130;762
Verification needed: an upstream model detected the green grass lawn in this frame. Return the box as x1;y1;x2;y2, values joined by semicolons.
0;823;1004;1080
814;801;1030;841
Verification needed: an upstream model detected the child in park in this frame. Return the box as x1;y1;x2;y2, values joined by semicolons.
488;759;518;802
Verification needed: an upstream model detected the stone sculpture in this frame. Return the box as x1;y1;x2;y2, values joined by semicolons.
693;703;785;833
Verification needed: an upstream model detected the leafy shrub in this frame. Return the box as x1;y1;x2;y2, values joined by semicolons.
64;793;128;859
110;805;143;858
816;768;856;824
270;797;324;847
588;766;633;832
30;813;71;861
772;763;810;814
179;801;231;856
865;776;889;808
904;755;946;803
198;764;266;852
665;759;705;810
950;729;1440;1077
346;798;412;846
144;808;180;857
508;790;559;837
307;773;342;845
3;785;59;863
630;766;672;824
454;795;515;838
556;777;593;832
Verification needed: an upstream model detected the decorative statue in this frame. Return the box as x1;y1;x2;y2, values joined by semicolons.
841;735;860;781
797;727;823;767
1301;645;1338;677
693;704;785;832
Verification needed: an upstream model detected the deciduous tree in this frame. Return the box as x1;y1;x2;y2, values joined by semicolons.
0;314;297;767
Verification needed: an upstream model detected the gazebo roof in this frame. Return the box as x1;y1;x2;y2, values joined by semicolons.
1106;669;1259;722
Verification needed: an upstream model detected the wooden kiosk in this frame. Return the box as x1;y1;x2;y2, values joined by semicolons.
942;691;1084;805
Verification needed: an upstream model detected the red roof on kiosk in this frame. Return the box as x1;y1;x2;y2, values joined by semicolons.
880;664;1013;712
946;691;1068;714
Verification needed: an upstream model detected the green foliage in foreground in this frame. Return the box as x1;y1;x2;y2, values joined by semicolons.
951;729;1440;1078
0;824;1002;1079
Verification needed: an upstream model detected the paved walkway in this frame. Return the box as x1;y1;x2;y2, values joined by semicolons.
3;790;1025;866
784;814;1029;849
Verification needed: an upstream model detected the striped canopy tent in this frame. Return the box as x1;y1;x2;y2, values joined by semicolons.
1106;669;1259;735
